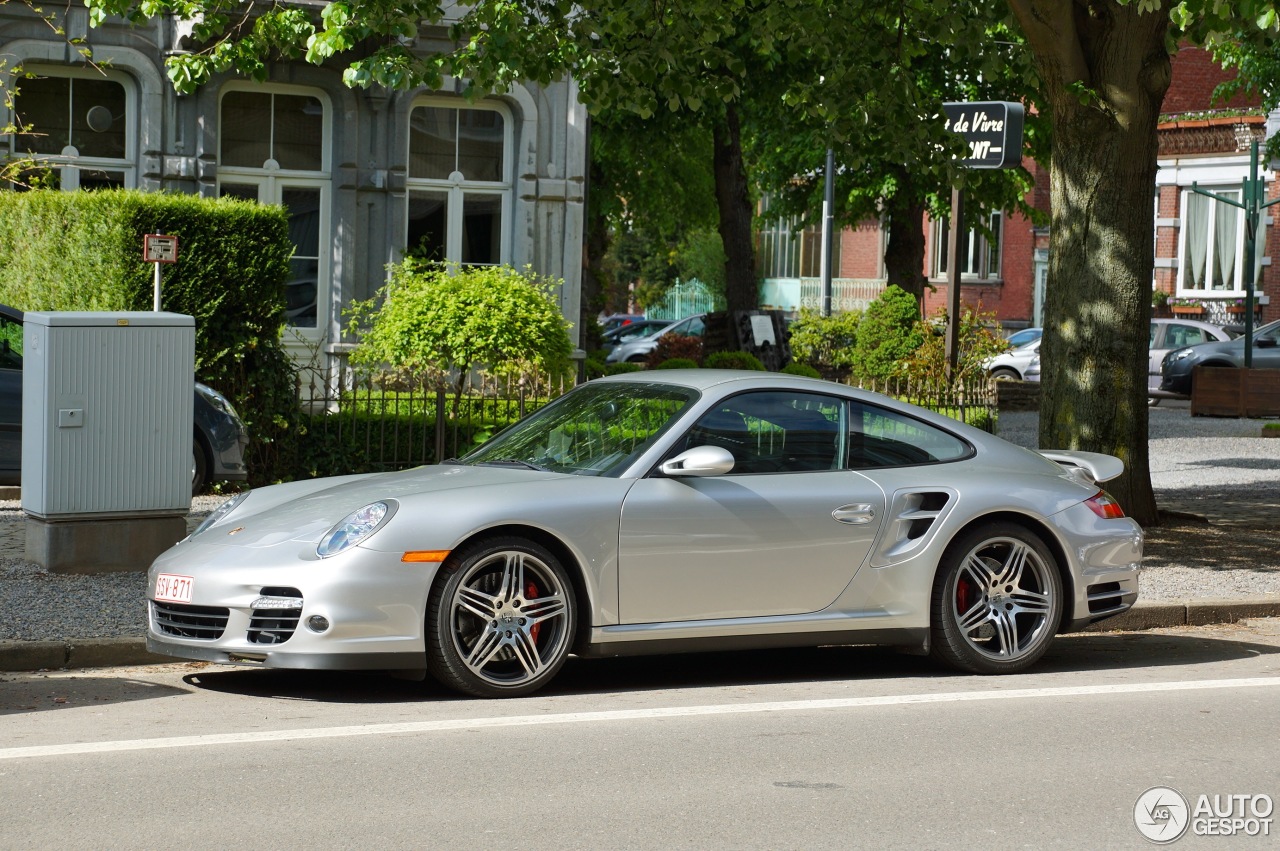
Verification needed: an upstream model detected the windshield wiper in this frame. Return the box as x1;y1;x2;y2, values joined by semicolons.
476;458;552;472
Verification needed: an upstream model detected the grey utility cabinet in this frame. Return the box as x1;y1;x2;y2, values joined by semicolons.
22;312;194;571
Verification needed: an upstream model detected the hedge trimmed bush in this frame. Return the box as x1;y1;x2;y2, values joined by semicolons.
788;308;861;375
646;333;703;368
0;189;297;485
656;357;699;369
780;362;821;378
852;285;924;383
705;350;765;371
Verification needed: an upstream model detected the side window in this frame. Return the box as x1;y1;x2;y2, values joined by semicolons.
1149;322;1160;348
681;391;844;474
1166;325;1206;348
0;315;21;370
848;401;970;468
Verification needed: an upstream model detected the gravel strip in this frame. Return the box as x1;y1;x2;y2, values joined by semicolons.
1;405;1277;642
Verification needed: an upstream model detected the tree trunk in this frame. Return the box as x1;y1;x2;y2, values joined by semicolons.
883;166;928;303
1009;0;1169;526
713;104;758;313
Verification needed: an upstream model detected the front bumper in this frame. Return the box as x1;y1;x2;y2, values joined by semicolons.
146;540;441;671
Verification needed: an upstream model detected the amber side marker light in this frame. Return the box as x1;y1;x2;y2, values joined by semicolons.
402;550;451;563
1085;491;1126;519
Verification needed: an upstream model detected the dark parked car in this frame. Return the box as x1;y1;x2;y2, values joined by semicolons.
599;318;672;354
0;304;249;492
1160;318;1280;396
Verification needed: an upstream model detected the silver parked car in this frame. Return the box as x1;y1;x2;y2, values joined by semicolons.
606;313;706;363
985;339;1041;380
147;371;1142;697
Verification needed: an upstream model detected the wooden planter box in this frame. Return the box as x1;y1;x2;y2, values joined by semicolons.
1191;366;1280;417
1172;305;1204;316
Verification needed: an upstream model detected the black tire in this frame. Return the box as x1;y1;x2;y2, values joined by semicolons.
989;368;1020;381
930;522;1063;674
627;355;647;364
192;437;209;495
426;536;576;698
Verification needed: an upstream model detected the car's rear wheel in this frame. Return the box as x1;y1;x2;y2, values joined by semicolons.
930;523;1062;674
426;537;575;697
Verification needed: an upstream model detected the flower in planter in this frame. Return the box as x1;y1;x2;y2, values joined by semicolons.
1170;297;1203;309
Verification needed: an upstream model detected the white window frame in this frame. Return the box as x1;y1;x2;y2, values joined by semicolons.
930;212;1003;281
1176;184;1263;296
216;83;333;342
404;97;513;266
5;64;137;191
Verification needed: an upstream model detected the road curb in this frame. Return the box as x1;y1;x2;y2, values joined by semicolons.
3;598;1280;673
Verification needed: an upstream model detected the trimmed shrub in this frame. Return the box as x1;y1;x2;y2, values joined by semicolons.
780;361;822;378
646;333;703;368
788;308;861;375
604;362;645;376
0;189;297;485
656;357;699;369
705;350;766;371
348;261;573;407
852;285;924;383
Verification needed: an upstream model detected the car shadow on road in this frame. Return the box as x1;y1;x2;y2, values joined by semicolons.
0;673;190;716
170;628;1280;703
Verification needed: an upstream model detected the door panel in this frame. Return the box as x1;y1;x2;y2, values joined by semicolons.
618;471;885;623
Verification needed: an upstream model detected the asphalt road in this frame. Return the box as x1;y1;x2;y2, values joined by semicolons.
4;619;1279;849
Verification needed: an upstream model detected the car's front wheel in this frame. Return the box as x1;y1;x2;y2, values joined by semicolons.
426;537;576;697
989;367;1020;380
930;523;1063;674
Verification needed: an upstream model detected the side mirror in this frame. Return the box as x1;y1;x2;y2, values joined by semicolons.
660;445;735;477
1256;337;1277;349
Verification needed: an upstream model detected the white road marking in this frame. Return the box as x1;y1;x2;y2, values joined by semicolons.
4;676;1278;761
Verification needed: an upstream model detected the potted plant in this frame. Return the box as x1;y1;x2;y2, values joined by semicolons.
1226;297;1249;315
1151;288;1171;315
1170;297;1204;316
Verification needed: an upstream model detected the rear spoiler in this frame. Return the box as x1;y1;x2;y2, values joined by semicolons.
1035;450;1124;485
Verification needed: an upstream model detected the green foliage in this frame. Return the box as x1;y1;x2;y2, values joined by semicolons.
0;189;298;485
903;308;1009;387
787;309;862;373
780;361;821;378
704;350;766;371
646;334;704;368
604;362;645;376
851;285;925;383
656;357;700;370
348;262;574;395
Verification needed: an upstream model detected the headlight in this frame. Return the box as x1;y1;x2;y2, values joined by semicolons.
189;491;250;540
196;382;244;422
317;501;396;558
1165;348;1195;364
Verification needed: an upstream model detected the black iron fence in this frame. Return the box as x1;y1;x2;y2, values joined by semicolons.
294;364;575;477
292;364;998;478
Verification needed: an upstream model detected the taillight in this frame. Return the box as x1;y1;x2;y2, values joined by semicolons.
1085;490;1126;519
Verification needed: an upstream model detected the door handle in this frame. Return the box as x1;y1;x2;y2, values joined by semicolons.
832;503;875;524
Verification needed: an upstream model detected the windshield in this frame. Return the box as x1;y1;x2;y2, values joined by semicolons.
462;381;700;476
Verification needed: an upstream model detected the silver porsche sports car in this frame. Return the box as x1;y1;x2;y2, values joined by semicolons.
147;370;1142;697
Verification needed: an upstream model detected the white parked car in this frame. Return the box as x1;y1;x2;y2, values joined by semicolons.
985;339;1041;380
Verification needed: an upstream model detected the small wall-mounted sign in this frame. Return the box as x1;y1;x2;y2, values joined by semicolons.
942;102;1025;169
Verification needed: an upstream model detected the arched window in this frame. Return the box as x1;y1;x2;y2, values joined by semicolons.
7;66;136;191
217;85;331;334
405;101;511;265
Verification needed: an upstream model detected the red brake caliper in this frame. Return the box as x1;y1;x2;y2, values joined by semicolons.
526;580;541;643
956;576;974;620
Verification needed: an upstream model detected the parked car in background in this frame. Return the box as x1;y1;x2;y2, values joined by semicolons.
1004;327;1042;348
1020;318;1233;401
607;313;707;363
0;303;249;493
599;313;647;334
145;370;1141;697
985;339;1041;380
1160;318;1280;396
599;318;672;355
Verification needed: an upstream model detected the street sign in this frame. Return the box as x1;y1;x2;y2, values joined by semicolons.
143;233;179;264
942;102;1025;169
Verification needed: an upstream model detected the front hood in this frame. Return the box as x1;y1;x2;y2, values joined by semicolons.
191;464;563;549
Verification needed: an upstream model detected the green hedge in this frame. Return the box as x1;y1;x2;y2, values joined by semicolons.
0;189;298;485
